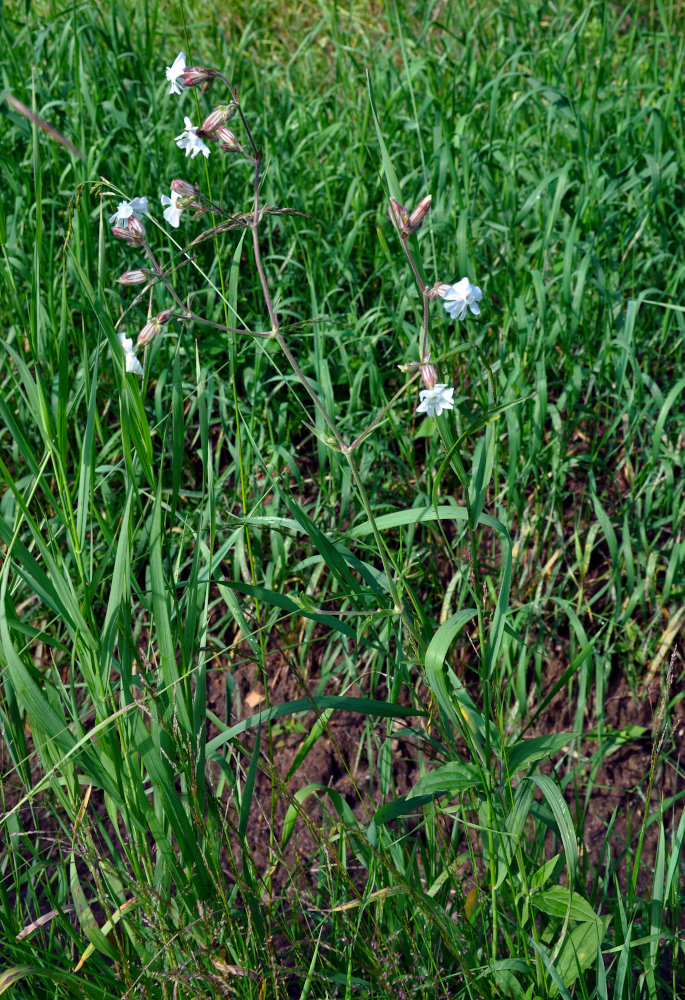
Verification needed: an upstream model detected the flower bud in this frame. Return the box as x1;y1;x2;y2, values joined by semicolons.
179;65;218;90
389;198;409;232
127;216;146;240
215;126;242;152
117;269;150;286
111;225;144;248
137;318;161;347
201;104;236;133
137;311;173;348
405;195;432;234
389;195;432;236
170;178;200;198
420;364;439;390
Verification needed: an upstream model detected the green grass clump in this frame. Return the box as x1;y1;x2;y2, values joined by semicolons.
1;0;684;997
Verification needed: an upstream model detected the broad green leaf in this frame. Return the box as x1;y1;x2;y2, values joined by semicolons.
530;854;561;890
406;761;483;800
553;916;610;992
531;886;599;924
367;793;436;846
505;733;573;773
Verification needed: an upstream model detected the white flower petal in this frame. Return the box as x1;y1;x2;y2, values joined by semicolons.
161;190;183;228
129;196;148;214
165;51;186;95
438;277;483;321
117;331;144;376
109;197;148;228
174;120;210;159
126;353;144;375
416;383;455;418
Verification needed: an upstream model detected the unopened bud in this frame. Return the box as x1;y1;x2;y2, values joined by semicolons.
127;216;146;240
179;65;218;90
421;364;439;390
389;198;409;232
201;104;235;133
137;318;160;347
405;195;432;234
170;179;199;198
169;179;206;217
117;269;150;286
431;282;450;301
111;224;144;247
215;126;242;152
389;195;432;236
137;310;173;348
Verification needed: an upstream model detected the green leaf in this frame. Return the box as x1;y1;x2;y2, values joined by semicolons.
367;793;437;846
525;776;579;881
505;733;573;773
530;854;561;890
206;696;423;756
553;917;610;991
239;713;261;842
281;783;359;852
531;886;599;923
406;761;483;800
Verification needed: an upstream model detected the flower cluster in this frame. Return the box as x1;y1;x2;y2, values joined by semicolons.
386;195;486;418
411;272;484;419
110;53;245;375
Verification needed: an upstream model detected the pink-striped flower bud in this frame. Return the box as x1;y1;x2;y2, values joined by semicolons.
405;195;432;234
137;310;173;348
215;126;242;152
128;216;146;238
170;178;199;198
389;195;432;236
201;104;236;133
111;224;144;248
137;318;161;347
117;269;150;286
420;363;439;390
179;65;218;92
389;198;409;232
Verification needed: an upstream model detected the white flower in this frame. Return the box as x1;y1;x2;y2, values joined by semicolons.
416;383;454;418
165;52;186;95
108;196;148;227
117;332;144;376
175;116;210;159
439;277;483;321
161;190;183;227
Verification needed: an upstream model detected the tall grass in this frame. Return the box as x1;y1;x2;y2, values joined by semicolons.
1;0;684;997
